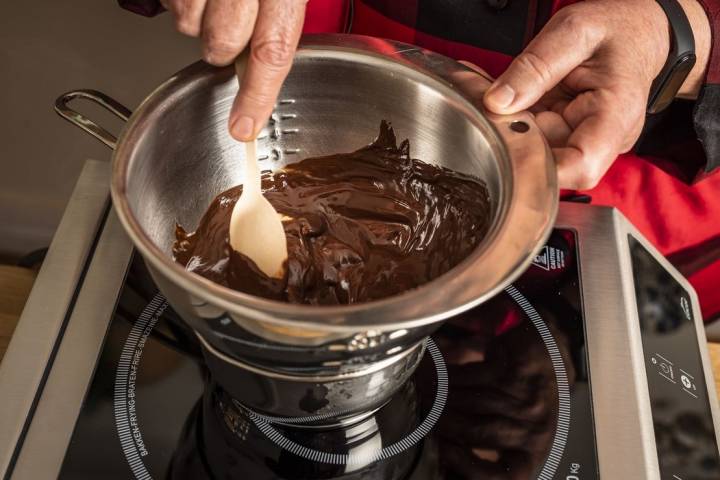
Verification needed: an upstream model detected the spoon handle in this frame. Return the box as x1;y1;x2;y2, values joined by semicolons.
244;139;262;194
235;52;262;195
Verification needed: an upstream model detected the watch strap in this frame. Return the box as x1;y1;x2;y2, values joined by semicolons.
648;0;697;113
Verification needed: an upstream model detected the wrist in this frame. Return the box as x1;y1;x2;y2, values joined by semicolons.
677;0;712;97
642;0;673;83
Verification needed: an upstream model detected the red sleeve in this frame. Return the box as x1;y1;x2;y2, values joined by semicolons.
118;0;350;32
304;0;351;34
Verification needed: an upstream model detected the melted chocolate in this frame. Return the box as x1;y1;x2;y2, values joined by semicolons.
173;122;491;305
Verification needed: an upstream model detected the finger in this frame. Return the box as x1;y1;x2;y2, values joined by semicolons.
446;69;490;109
229;0;306;141
555;114;623;190
171;0;207;36
448;388;526;418
484;7;602;114
439;412;533;450
551;99;570;115
531;85;573;113
458;60;493;81
535;111;571;148
439;441;508;480
555;89;642;190
469;416;534;450
443;345;486;365
202;0;258;66
562;88;644;144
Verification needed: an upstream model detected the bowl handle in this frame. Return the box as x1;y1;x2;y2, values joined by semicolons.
54;90;132;150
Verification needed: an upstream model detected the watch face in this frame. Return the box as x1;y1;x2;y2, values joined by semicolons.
648;54;696;114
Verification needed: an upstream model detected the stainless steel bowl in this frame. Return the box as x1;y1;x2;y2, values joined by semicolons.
55;34;557;419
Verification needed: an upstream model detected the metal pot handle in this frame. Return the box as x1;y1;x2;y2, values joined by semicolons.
54;90;132;150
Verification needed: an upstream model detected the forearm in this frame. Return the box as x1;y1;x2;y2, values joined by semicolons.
678;0;713;98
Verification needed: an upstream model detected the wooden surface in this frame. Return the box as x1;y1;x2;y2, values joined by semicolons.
708;343;720;399
0;265;36;363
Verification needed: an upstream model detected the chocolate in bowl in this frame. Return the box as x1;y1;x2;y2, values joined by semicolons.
57;36;557;419
173;122;492;305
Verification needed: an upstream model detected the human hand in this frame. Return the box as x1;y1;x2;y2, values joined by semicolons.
162;0;308;141
482;0;674;190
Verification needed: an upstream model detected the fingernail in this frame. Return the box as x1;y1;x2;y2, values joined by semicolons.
203;49;221;67
231;116;255;141
486;83;515;110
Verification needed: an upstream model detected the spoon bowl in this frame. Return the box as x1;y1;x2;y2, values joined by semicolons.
227;56;289;278
228;139;288;278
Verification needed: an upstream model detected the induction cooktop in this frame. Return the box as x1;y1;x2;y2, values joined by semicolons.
55;227;592;479
1;161;719;479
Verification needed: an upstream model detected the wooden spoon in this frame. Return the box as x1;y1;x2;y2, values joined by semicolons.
228;55;288;278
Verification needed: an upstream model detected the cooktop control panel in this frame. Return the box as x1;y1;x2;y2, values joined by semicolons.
630;236;720;479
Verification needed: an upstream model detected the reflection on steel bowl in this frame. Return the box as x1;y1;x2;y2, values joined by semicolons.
55;34;556;420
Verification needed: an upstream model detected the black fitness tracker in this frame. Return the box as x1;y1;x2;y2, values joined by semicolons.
648;0;697;114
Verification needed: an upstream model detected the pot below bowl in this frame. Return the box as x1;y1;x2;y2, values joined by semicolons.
55;34;557;419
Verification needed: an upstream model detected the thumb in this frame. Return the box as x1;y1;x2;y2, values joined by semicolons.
484;9;600;114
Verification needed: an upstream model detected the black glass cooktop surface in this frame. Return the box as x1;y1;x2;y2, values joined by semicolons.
57;229;598;479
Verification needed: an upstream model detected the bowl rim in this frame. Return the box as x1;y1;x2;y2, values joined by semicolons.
110;34;558;332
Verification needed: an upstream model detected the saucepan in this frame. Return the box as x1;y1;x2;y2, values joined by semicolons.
55;34;557;419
